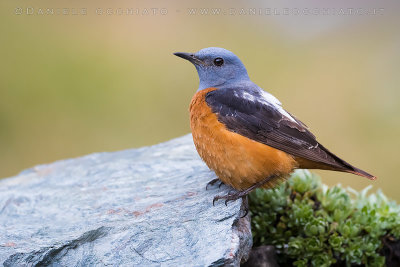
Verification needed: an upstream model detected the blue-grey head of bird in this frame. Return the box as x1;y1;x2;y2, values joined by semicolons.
174;47;251;91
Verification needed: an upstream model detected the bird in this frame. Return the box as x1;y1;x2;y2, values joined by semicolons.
174;47;376;206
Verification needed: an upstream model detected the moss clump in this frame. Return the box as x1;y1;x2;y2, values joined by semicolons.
249;170;400;267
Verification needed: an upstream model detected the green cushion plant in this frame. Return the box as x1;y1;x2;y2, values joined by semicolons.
249;170;400;267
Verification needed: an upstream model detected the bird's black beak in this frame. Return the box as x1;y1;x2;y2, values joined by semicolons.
174;52;204;66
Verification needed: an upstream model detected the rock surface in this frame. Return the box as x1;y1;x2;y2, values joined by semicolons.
0;134;252;266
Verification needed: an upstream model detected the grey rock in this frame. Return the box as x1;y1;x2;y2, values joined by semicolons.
0;134;252;266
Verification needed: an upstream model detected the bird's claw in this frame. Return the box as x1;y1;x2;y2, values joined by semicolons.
213;192;243;206
212;196;218;206
206;178;220;190
240;208;249;218
213;194;250;217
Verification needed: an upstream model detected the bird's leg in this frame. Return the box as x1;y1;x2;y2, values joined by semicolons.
213;174;278;207
206;178;221;190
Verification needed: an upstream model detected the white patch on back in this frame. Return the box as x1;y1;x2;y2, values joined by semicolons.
259;90;297;123
235;87;298;123
259;90;281;106
241;91;256;102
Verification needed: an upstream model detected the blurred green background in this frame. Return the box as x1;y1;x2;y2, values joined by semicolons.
1;1;399;200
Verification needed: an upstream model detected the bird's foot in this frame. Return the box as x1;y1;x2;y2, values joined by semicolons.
206;178;224;190
214;174;278;205
212;174;278;217
212;189;250;206
212;193;249;218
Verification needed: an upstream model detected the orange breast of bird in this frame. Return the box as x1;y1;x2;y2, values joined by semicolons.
189;87;297;190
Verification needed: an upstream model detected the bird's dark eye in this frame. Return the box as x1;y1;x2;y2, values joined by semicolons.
213;57;224;66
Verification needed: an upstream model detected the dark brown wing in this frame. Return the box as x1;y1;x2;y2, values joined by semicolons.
205;88;376;180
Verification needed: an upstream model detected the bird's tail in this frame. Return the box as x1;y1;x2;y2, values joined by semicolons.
343;165;377;180
318;144;377;180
